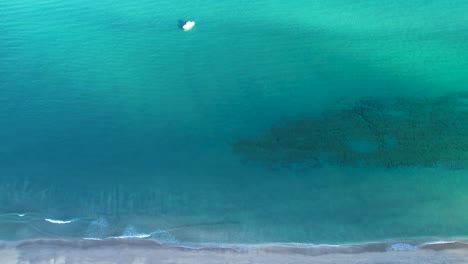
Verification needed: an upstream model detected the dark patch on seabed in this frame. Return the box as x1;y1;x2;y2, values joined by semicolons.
233;92;468;169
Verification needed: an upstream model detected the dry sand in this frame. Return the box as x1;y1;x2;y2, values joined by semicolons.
2;239;468;264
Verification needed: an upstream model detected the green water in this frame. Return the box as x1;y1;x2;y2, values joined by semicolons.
1;0;468;243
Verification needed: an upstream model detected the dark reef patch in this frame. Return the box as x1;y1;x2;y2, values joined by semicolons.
233;93;468;168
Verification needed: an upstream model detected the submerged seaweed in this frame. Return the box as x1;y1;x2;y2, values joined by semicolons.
233;93;468;168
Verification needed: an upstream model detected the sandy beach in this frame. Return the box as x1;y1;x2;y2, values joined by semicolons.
3;239;468;264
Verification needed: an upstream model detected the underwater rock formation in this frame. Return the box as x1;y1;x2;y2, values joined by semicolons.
233;93;468;168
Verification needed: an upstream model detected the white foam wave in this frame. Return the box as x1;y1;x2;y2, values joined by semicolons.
111;234;152;239
421;240;458;246
115;225;152;239
0;213;28;217
44;218;76;224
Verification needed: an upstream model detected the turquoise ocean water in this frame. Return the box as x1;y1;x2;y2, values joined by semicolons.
1;0;468;244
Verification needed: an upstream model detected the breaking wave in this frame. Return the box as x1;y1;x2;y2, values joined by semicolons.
1;212;468;255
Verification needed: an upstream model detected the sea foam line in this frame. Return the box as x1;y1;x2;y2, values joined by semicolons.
0;213;28;217
110;233;152;239
44;218;77;224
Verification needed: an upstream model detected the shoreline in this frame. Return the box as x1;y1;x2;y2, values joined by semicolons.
3;238;468;264
6;237;468;252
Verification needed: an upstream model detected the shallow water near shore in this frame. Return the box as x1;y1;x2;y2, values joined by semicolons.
4;238;468;264
1;0;468;246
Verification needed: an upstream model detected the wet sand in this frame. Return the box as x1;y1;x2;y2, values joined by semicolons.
3;239;468;264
